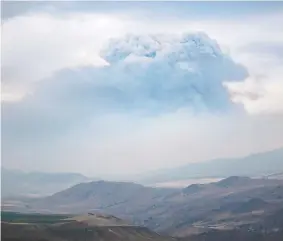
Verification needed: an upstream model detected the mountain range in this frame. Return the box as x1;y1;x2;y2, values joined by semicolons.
2;148;283;198
4;175;282;237
1;168;94;197
138;147;283;184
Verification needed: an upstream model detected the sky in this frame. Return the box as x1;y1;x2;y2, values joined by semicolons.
1;1;283;178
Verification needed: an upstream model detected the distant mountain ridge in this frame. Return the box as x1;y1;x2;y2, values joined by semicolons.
2;148;282;197
1;168;95;197
139;147;283;184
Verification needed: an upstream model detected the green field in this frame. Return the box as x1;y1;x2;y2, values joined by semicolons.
1;211;72;224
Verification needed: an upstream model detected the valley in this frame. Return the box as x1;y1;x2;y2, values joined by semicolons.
2;176;283;240
2;149;283;240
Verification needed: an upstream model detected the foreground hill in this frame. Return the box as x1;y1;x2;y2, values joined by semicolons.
2;211;283;241
1;212;176;241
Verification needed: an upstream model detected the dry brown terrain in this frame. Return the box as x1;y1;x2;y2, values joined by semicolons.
1;213;176;241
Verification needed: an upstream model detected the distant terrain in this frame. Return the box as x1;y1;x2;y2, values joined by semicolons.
2;148;283;240
150;178;222;188
1;168;95;197
2;148;282;197
138;148;283;184
3;176;283;237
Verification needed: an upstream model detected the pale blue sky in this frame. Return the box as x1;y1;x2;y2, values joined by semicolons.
2;2;283;19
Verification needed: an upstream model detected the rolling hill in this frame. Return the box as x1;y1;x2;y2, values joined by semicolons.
1;212;176;241
29;180;176;215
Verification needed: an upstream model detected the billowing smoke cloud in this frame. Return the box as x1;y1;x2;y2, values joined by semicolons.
97;33;248;112
18;33;248;115
3;33;282;176
3;33;248;142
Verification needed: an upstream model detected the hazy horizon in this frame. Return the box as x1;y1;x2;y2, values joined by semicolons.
2;2;283;177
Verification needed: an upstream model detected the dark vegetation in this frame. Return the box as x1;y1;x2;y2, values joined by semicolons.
1;211;71;224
